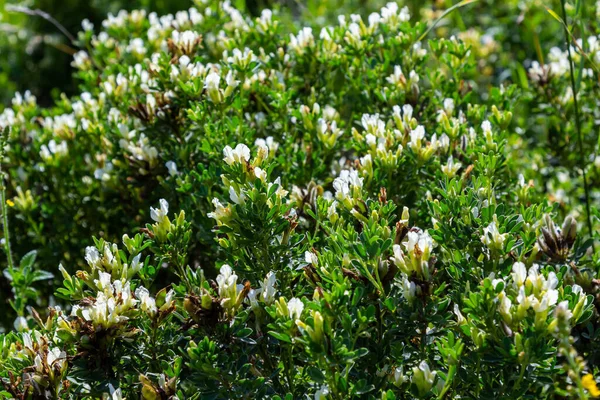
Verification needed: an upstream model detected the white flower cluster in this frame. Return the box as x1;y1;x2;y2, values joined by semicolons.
69;229;174;328
333;169;364;210
299;103;342;150
216;264;244;313
18;332;68;393
248;271;277;309
352;101;462;182
119;130;159;173
480;215;508;254
356;113;404;172
204;68;240;103
209;143;288;225
40;140;68;162
528;36;598;84
84;243;142;282
386;65;419;91
392;228;435;281
494;262;587;331
71;276;138;330
289;27;315;54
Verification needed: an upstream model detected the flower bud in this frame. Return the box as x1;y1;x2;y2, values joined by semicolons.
412;361;436;396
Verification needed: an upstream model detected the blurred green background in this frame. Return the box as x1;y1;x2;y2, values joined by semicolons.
0;0;194;107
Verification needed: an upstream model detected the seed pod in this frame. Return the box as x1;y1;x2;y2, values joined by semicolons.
561;215;577;248
538;214;577;261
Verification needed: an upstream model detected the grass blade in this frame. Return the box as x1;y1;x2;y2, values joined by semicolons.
418;0;479;42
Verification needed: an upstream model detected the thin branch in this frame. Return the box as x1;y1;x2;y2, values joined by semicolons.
5;4;76;43
0;128;14;271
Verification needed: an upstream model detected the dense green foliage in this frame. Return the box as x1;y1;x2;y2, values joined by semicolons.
1;0;600;398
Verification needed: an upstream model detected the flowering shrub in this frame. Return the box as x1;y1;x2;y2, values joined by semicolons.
1;0;600;398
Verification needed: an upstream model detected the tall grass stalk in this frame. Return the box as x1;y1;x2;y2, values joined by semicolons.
559;0;595;251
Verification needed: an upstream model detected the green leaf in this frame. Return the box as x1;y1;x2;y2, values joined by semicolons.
236;327;253;338
268;331;292;343
19;250;37;270
306;366;325;383
544;7;562;24
31;270;54;282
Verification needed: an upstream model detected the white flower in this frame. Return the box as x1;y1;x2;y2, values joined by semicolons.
453;304;466;325
127;38;146;55
226;47;256;68
443;98;455;115
95;271;112;292
46;347;67;371
129;253;142;275
229;186;246;205
516;286;533;309
259;271;277;304
205;71;221;91
216;264;239;308
172;30;199;53
391;229;435;280
289;27;314;53
512;262;527;287
257;9;273;32
72;51;90;69
268;177;289;201
386;65;405;86
81;19;94;31
401;275;417;303
498;293;513;322
390;366;407;388
315;384;330;400
103;384;124;400
333;169;363;203
22;332;33;350
94;162;114;181
208;198;231;223
480;218;507;252
254;167;267;182
408;126;425;149
166;161;178;176
305;251;318;266
40;140;68;161
402;104;413;120
441;156;461;178
135;286;157;316
554;300;572;323
150;199;169;224
481;120;492;134
481;120;495;147
85;246;101;268
528;61;549;82
326;199;338;214
381;2;410;26
247;289;259;309
255;137;279;155
13;316;28;332
361;113;385;136
225;70;240;90
412;361;436;395
287;297;304;320
223;144;251;165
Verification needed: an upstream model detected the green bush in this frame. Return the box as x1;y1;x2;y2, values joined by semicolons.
1;0;600;398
